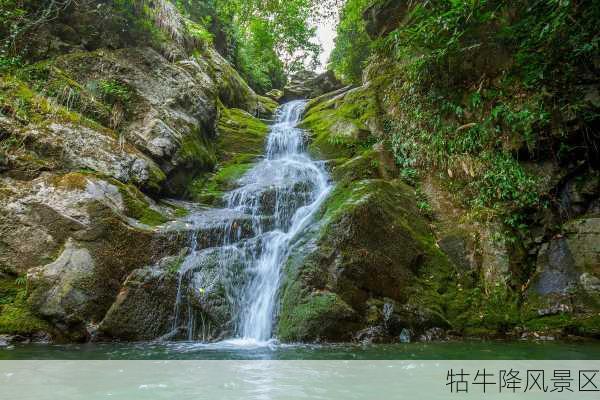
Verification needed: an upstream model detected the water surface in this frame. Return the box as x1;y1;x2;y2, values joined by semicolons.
2;340;599;360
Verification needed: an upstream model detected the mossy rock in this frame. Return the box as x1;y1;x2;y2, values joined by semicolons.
119;184;168;227
97;256;182;341
187;160;253;205
0;74;97;128
300;86;378;160
216;106;269;158
276;179;458;341
277;284;360;341
186;106;268;205
255;95;279;119
0;277;51;336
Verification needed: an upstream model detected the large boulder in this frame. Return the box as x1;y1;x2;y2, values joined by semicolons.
528;216;600;299
97;255;182;341
300;85;378;160
282;70;344;102
276;179;455;341
0;172;182;339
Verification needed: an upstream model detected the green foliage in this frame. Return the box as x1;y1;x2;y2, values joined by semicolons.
0;74;91;126
210;0;321;92
328;0;372;84
97;79;131;105
0;0;27;66
184;18;213;45
0;277;49;335
351;0;600;240
471;153;539;211
415;187;433;218
234;18;285;93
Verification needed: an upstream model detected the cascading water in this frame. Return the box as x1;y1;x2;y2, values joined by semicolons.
171;100;331;344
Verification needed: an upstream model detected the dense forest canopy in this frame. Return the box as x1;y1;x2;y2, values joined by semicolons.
0;0;341;93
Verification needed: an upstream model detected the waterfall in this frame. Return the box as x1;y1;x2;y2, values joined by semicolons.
172;100;331;344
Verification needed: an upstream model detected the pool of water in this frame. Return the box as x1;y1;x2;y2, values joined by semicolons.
2;339;600;360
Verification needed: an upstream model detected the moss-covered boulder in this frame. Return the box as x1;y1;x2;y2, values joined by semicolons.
0;276;51;339
300;86;378;160
97;255;183;341
0;172;183;340
277;179;456;341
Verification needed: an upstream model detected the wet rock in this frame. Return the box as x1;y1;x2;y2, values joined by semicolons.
282;70;343;101
399;328;412;343
97;256;181;341
171;247;248;340
354;325;386;344
418;327;446;342
531;238;578;295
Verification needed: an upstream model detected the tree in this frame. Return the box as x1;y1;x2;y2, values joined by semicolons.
328;0;372;84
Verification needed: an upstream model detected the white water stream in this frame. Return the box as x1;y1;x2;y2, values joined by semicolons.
172;100;331;345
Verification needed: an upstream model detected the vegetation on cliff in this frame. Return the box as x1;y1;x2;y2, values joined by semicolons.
317;0;600;339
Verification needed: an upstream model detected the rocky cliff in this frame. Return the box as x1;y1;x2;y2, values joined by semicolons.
0;0;277;342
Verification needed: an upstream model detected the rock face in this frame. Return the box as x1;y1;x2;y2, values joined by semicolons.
276;88;460;342
0;0;276;342
363;0;412;39
286;74;600;341
0;172;182;339
532;238;579;296
282;70;344;101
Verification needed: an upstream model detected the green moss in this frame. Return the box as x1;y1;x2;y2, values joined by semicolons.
573;315;600;337
187;159;253;205
523;314;576;332
172;206;189;218
0;278;50;335
185;106;268;205
0;74;95;127
277;283;356;341
13;60;117;127
300;86;377;160
216;106;269;158
331;149;380;182
118;183;168;227
165;255;185;277
256;95;278;118
146;163;167;193
179;130;217;168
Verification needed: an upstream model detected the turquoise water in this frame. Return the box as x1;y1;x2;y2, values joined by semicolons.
2;340;600;360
